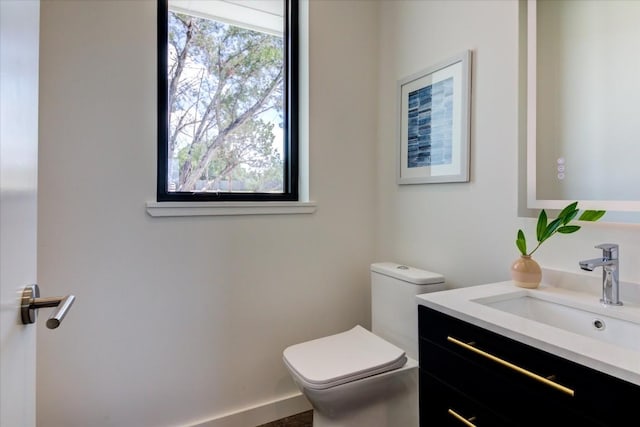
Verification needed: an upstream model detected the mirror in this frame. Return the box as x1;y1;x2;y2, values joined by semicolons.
525;0;640;221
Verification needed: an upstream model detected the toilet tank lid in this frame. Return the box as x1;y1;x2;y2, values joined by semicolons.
370;262;444;285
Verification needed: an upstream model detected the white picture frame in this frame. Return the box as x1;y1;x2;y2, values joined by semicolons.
397;50;472;184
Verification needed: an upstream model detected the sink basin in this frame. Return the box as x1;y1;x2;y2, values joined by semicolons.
473;291;640;352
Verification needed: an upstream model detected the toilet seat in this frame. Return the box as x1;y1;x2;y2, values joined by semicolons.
282;325;407;390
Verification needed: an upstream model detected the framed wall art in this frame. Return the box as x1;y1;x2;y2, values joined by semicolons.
397;50;471;184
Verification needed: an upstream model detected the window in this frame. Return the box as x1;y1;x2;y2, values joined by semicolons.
157;0;298;202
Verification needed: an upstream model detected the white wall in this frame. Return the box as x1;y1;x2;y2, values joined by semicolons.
37;1;378;426
375;0;640;288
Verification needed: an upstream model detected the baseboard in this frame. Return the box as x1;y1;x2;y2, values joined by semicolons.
185;392;312;427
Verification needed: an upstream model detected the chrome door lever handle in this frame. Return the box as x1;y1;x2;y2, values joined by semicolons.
21;284;76;329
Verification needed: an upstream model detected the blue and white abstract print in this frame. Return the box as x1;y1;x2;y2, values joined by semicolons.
406;77;453;168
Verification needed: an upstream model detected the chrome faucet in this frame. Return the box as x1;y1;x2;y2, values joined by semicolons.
579;243;622;306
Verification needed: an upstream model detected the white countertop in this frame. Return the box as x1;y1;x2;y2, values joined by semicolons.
416;270;640;386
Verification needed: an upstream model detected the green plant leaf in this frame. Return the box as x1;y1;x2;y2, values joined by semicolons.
540;218;562;242
516;229;527;255
557;201;578;220
561;208;578;225
579;210;606;221
557;225;581;234
536;210;547;242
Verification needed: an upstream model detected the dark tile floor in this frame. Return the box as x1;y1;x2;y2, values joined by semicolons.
256;410;313;427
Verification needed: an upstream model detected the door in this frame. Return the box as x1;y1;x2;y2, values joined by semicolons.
0;1;41;426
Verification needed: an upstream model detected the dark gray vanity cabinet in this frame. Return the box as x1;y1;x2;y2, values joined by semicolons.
418;305;640;426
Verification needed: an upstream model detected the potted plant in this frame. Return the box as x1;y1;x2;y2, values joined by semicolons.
512;201;606;288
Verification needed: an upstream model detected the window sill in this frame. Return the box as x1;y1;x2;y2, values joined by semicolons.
146;201;317;217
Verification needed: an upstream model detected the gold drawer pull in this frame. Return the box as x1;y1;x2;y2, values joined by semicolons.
448;408;477;427
447;336;575;397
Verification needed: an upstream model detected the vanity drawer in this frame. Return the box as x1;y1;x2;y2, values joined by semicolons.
419;305;575;381
419;371;511;427
419;305;638;426
419;336;598;425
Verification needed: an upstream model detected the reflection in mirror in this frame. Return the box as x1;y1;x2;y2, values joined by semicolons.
525;0;640;219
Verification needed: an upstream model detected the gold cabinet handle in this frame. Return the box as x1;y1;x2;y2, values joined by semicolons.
447;336;575;397
448;408;477;427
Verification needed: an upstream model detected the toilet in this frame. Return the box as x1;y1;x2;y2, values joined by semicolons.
282;262;445;427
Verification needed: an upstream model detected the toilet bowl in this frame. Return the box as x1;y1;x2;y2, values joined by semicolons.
282;262;445;427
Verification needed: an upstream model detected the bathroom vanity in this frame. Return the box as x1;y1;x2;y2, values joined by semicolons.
416;272;640;426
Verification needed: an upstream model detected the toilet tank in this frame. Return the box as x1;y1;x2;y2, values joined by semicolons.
371;262;445;360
